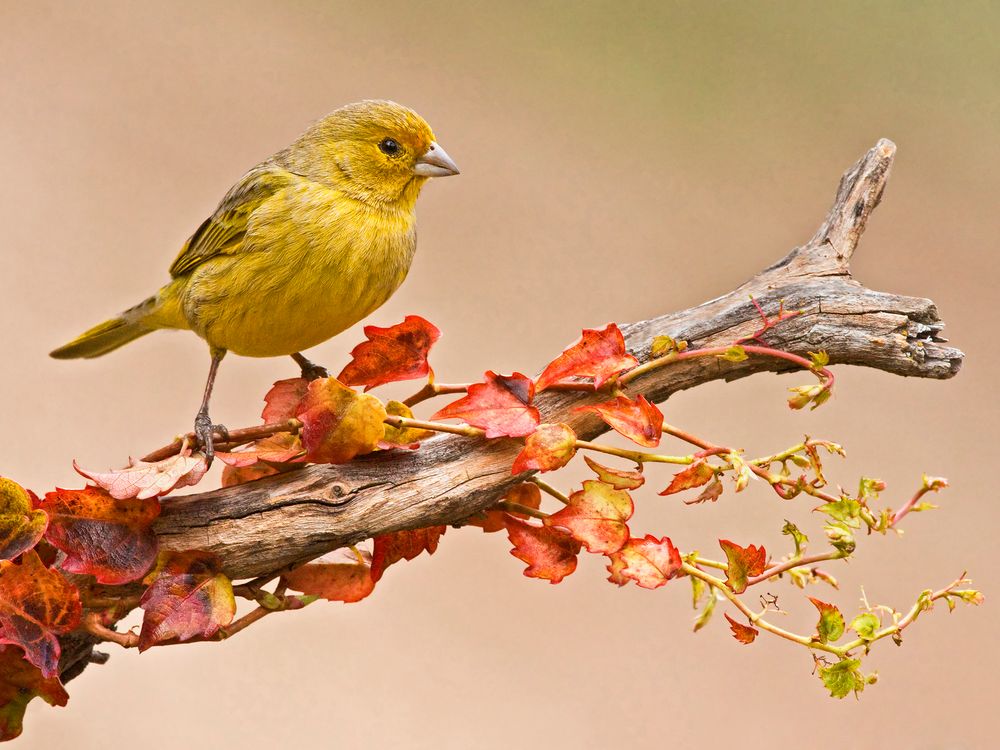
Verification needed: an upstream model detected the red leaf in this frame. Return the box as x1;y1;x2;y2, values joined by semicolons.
0;645;68;741
544;480;633;554
337;315;441;391
511;423;577;474
370;527;445;583
431;371;540;438
284;548;376;603
0;478;48;562
583;455;645;490
605;535;682;589
719;539;767;594
0;551;81;677
138;550;236;651
725;614;759;644
297;378;388;463
464;483;541;533
535;324;638;391
73;451;208;500
577;395;663;447
659;459;715;496
504;517;580;584
40;487;159;585
261;377;309;423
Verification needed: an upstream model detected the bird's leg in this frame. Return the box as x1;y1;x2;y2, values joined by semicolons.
193;348;229;466
291;352;329;381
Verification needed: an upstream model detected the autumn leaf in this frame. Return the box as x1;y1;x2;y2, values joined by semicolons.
0;478;47;562
39;486;159;585
297;377;388;463
809;597;846;643
370;527;445;583
463;483;542;533
504;517;580;584
284;548;375;603
545;480;633;554
659;460;715;496
431;371;540;438
577;394;663;447
511;423;577;474
686;479;724;505
605;535;682;589
337;315;441;391
261;377;309;423
719;539;767;594
379;400;434;449
0;646;68;741
218;433;304;487
583;455;644;490
0;551;81;677
73;451;208;500
535;324;638;391
138;550;236;651
221;462;279;488
725;613;759;644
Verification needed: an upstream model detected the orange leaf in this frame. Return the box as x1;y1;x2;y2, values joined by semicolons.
297;377;387;463
432;371;540;438
337;315;441;391
511;423;577;474
284;548;376;603
40;486;159;585
719;539;767;594
605;535;682;589
0;551;81;677
535;324;638;391
0;478;48;562
583;455;645;490
544;479;633;554
0;645;68;741
73;451;208;500
464;483;541;533
218;433;304;487
370;527;445;583
725;613;759;644
261;377;309;423
659;459;715;496
577;394;663;447
138;550;236;651
504;517;580;584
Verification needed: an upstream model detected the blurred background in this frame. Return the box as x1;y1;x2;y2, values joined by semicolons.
1;1;997;747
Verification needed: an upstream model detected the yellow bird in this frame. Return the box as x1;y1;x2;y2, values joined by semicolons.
51;100;459;463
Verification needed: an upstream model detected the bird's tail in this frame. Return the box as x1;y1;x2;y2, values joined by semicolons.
50;294;164;359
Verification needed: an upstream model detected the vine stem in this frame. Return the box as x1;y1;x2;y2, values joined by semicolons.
573;440;694;465
747;551;846;586
142;419;302;462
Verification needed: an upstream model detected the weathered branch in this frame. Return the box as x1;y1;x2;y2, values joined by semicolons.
59;138;963;680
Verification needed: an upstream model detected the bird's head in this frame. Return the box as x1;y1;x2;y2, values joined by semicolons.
283;100;459;207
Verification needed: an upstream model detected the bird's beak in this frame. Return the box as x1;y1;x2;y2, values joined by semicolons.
413;142;460;177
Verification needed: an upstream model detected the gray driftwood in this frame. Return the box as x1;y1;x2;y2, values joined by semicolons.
59;138;963;681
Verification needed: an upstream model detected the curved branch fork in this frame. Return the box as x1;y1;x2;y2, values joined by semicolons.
154;138;962;581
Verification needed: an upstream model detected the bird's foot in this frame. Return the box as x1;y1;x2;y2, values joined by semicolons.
194;412;229;467
293;354;330;382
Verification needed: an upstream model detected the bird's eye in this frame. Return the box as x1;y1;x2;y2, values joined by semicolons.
379;138;401;156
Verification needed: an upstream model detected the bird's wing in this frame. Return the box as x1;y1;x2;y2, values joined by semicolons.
168;164;304;278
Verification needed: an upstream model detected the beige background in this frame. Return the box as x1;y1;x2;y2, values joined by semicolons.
1;2;997;748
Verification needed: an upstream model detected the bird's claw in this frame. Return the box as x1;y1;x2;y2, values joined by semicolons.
194;412;228;466
300;363;330;382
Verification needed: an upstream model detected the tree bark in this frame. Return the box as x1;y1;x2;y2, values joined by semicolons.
60;138;963;680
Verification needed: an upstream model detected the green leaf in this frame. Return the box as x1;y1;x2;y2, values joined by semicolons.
808;351;830;368
857;477;885;502
650;335;687;358
850;612;881;641
824;522;857;555
818;496;862;525
781;520;808;556
693;590;718;632
818;658;867;699
809;598;845;643
718;345;748;363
